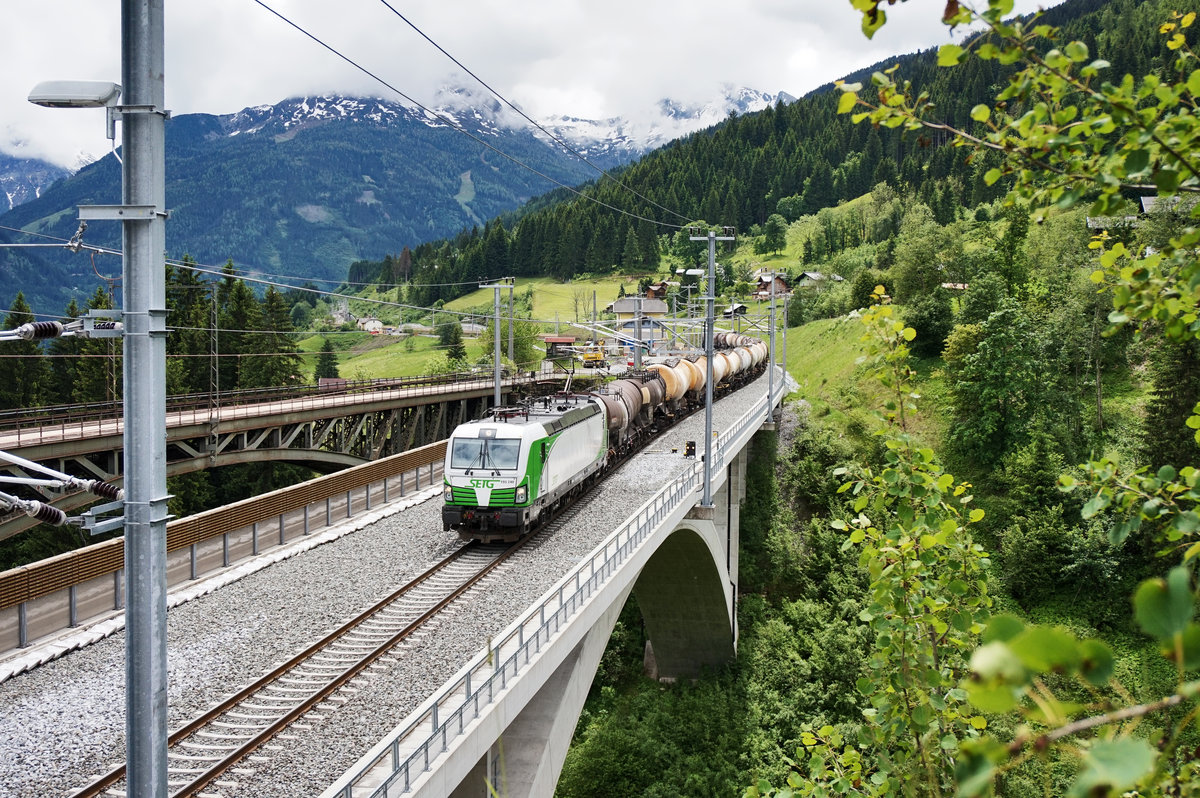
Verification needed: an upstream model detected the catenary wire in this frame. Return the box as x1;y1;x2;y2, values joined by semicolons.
0;228;662;331
374;0;693;225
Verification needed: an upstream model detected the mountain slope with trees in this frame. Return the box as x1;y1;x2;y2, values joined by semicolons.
357;0;1178;314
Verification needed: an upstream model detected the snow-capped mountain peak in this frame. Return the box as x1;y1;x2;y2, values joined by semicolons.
213;85;783;163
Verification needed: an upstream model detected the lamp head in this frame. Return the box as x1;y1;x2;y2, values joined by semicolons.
28;80;122;108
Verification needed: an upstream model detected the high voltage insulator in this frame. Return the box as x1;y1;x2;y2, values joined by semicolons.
28;502;68;526
16;321;64;340
88;481;124;501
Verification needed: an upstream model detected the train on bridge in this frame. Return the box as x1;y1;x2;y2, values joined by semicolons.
442;333;768;541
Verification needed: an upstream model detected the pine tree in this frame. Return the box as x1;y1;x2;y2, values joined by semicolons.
166;256;213;395
0;292;49;410
314;338;340;381
71;288;121;405
621;228;642;271
438;320;467;362
47;298;82;404
222;276;264;390
253;285;303;388
1142;337;1200;468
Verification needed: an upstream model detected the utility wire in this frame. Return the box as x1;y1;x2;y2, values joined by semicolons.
375;0;693;225
0;228;602;329
250;0;683;230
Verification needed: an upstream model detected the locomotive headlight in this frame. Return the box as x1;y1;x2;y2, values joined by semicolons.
444;484;453;502
515;485;528;504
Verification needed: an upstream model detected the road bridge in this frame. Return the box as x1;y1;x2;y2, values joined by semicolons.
0;373;550;542
324;370;784;798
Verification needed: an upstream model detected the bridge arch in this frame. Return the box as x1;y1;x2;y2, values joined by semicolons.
633;523;735;680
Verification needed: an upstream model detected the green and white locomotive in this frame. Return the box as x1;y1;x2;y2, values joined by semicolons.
442;395;609;542
442;333;769;542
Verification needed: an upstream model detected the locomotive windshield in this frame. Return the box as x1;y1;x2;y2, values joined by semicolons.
451;437;521;470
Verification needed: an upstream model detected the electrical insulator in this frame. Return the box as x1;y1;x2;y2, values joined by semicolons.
28;502;68;526
90;481;123;501
16;321;64;340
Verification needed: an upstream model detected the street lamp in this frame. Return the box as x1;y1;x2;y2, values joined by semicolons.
28;80;122;140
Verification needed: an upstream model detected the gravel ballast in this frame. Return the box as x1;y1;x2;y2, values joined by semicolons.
0;373;770;798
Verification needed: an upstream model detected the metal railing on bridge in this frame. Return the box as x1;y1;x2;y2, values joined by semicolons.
325;374;783;798
0;368;547;448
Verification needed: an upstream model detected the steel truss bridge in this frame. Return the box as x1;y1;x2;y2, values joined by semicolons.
0;373;548;542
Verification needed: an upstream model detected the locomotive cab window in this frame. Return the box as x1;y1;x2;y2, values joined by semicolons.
451;437;521;470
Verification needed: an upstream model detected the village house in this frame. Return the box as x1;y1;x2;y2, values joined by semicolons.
754;273;792;300
356;316;384;334
605;297;670;347
791;271;844;291
644;280;678;300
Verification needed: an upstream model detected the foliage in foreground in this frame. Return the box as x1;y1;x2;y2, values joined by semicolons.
747;2;1200;795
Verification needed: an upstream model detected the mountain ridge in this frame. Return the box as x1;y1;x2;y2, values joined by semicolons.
0;85;779;313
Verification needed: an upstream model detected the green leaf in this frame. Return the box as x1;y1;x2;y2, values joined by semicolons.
1189;69;1200;97
1008;626;1081;673
1175;511;1200;536
1134;567;1195;640
938;44;965;67
969;508;985;523
860;6;886;39
837;91;857;114
1124;148;1150;176
1082;492;1110;519
1079;639;1115;686
1167;624;1200;670
1155;168;1181;193
966;680;1020;714
982;614;1024;643
970;104;991;122
1064;40;1089;62
1068;738;1157;798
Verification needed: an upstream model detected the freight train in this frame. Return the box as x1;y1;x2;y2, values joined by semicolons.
441;333;768;542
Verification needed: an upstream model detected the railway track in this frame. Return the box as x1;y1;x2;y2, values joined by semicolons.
70;537;531;798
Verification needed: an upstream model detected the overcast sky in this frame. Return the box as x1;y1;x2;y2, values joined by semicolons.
4;0;1063;169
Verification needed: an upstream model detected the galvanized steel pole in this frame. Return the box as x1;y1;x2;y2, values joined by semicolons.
481;282;503;408
690;227;735;508
123;1;169;794
507;280;514;364
768;273;775;423
633;296;642;370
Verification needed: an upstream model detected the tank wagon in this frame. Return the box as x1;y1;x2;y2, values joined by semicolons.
442;333;769;542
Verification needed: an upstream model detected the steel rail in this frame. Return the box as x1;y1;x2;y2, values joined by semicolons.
68;536;530;798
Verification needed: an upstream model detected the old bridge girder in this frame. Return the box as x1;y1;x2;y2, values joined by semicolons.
0;393;493;543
